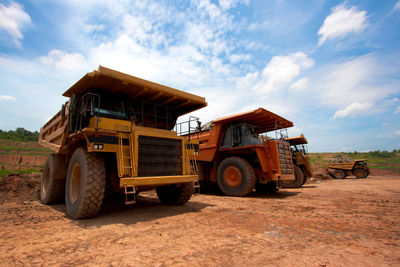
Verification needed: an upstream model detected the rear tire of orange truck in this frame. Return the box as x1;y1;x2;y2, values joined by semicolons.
156;183;194;205
281;165;304;188
40;154;67;204
65;147;105;219
217;157;256;197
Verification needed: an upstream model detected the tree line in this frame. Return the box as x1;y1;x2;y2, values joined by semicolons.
0;128;39;142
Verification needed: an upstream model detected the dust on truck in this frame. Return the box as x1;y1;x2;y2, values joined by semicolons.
38;66;207;219
188;108;296;196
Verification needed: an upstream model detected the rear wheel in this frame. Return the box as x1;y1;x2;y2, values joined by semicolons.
156;183;194;205
353;168;368;179
332;169;346;179
40;154;67;204
65;147;105;219
217;157;256;196
281;165;304;188
255;181;279;194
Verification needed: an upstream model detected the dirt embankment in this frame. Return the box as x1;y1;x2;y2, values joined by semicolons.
0;172;399;266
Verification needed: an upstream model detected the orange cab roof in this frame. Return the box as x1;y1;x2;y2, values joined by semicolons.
213;107;293;133
63;66;207;117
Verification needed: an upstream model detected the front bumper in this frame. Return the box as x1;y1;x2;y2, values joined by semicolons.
120;175;198;187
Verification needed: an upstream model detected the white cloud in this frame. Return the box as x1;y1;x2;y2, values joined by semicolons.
40;49;88;71
229;53;251;63
290;77;309;91
252;52;314;95
395;130;400;137
332;102;374;119
393;1;400;12
318;4;368;46
394;105;400;114
0;1;32;47
0;95;17;102
236;71;258;89
315;54;399;113
219;0;249;10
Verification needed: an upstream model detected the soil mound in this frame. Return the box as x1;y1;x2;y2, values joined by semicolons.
0;172;41;203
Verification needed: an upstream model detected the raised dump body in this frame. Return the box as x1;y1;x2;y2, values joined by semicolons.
39;66;207;219
188;108;295;196
283;134;313;188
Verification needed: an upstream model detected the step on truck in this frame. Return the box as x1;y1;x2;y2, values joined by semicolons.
38;66;207;219
186;108;296;196
282;134;313;188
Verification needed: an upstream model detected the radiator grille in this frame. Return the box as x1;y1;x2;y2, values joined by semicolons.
138;136;182;177
277;141;293;175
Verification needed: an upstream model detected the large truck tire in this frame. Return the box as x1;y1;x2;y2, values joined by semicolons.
65;147;105;219
353;168;368;179
217;157;256;196
332;169;346;179
281;165;304;188
156;183;194;205
40;154;67;204
255;181;279;194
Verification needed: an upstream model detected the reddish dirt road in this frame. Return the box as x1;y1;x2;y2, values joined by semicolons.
0;174;399;266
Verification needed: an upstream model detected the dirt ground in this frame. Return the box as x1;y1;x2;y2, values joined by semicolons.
0;174;399;266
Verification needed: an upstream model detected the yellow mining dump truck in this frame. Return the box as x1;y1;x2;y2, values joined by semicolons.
38;66;207;219
327;159;370;179
283;134;313;188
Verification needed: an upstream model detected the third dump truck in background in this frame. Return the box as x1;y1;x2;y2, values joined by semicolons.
283;134;313;188
187;108;295;196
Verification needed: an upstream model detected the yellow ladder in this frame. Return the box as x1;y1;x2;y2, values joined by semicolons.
185;143;200;194
118;134;134;177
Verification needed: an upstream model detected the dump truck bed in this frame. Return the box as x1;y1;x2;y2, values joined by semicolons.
39;66;207;153
213;107;293;133
63;66;207;117
285;134;308;145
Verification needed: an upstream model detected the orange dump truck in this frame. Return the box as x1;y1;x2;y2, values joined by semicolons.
188;108;295;196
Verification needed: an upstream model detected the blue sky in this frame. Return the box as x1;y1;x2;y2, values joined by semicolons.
0;0;399;152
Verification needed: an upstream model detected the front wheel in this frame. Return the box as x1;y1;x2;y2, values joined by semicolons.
353;168;368;179
217;157;256;196
281;165;304;188
65;147;105;219
156;183;194;205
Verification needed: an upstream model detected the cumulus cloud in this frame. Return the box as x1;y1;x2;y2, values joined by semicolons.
393;1;400;12
332;102;374;119
0;95;17;102
395;130;400;137
316;54;398;113
40;49;88;71
318;4;368;46
0;1;32;47
290;77;309;91
252;52;314;95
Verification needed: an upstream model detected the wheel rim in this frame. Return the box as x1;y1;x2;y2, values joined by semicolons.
42;166;50;196
355;169;364;178
223;166;242;188
334;170;345;178
69;162;81;204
